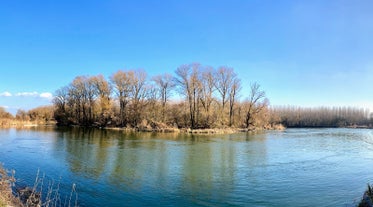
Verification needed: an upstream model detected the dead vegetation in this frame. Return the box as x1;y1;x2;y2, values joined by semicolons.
0;165;78;207
0;165;23;207
359;184;373;207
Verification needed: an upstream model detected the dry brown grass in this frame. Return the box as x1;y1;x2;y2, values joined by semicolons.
358;184;373;207
0;165;23;207
0;119;56;129
0;165;78;207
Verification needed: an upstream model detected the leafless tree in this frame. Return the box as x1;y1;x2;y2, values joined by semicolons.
175;63;202;129
50;64;291;130
0;107;13;119
199;67;216;127
68;76;85;124
53;86;70;124
214;67;236;126
128;69;148;126
110;70;133;126
16;109;29;121
271;105;371;127
27;106;55;123
91;75;112;126
64;76;97;125
244;82;267;128
152;73;175;122
229;77;241;126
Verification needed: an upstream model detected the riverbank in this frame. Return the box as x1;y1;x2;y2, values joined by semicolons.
102;119;285;134
0;164;75;207
0;118;56;129
0;122;285;135
0;165;23;207
104;124;286;134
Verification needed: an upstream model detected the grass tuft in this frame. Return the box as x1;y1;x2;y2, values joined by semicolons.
358;184;373;207
0;164;78;207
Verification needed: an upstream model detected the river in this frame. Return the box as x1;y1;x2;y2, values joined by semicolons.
0;127;372;206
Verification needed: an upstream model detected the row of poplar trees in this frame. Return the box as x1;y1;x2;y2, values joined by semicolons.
270;106;371;127
53;63;269;129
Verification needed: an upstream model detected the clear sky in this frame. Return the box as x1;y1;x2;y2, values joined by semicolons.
1;0;373;114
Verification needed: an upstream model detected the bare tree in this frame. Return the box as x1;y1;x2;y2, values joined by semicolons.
152;73;175;123
199;67;216;127
27;106;55;123
145;84;159;121
128;69;147;126
86;77;97;124
110;70;133;126
228;77;241;126
214;67;236;126
244;82;267;128
65;76;98;125
91;75;112;126
53;86;69;111
271;105;371;127
175;63;202;129
50;64;280;130
0;107;13;119
16;109;29;121
53;86;70;125
68;76;85;124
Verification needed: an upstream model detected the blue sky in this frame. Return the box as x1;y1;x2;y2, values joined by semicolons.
1;0;373;114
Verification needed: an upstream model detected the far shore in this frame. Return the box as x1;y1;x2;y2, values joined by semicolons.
3;122;373;134
103;124;286;134
0;120;286;134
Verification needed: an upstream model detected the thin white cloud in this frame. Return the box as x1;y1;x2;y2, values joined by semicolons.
0;91;12;97
0;105;9;109
39;92;53;99
15;92;38;97
2;91;53;103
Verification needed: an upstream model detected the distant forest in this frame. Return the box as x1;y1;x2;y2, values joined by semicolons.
270;106;371;128
0;63;372;129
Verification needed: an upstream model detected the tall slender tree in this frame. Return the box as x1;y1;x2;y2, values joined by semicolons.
110;70;133;126
229;77;241;126
175;63;202;129
214;67;236;126
91;74;112;125
152;73;175;123
128;70;147;126
200;67;216;127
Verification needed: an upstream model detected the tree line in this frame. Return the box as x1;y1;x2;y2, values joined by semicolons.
3;63;371;130
270;106;371;128
0;106;55;127
0;106;54;122
52;63;269;129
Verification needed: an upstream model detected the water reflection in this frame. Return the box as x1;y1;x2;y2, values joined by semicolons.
3;128;373;206
50;128;271;206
